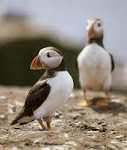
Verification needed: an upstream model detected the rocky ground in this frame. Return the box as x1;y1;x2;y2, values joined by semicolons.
0;86;127;150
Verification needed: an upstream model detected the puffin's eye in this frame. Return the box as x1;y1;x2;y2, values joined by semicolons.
47;52;51;58
97;22;101;27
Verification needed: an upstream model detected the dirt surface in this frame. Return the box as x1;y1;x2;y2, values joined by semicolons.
0;86;127;150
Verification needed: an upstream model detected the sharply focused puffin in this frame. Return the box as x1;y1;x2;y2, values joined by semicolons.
11;47;74;130
77;18;114;106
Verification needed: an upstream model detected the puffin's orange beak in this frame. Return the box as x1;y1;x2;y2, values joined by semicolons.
30;55;46;70
88;23;95;38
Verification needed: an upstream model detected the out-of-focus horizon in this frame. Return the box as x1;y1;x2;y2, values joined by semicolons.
0;0;127;91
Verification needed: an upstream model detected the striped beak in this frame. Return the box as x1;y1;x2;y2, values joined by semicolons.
30;55;46;70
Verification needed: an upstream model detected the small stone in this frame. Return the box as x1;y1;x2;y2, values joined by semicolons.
68;112;81;119
15;100;23;107
65;141;77;146
70;93;75;98
0;115;6;119
115;135;124;139
54;112;62;118
107;144;117;150
111;140;120;144
11;147;18;150
8;103;16;113
41;148;51;150
63;133;69;138
0;95;7;100
111;99;121;103
53;146;65;150
34;138;42;144
52;119;62;125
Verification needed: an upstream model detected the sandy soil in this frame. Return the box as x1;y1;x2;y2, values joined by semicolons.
0;86;127;150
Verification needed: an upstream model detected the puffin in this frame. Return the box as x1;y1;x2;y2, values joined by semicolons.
77;18;115;107
11;47;74;130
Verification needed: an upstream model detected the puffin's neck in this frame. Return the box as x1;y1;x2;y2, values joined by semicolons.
41;59;66;80
86;36;104;48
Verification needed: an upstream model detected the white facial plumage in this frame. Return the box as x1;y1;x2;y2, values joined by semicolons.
38;49;63;69
86;19;104;38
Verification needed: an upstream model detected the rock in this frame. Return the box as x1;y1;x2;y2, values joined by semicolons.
11;147;18;150
15;100;23;107
34;138;42;144
0;115;6;119
69;93;75;98
54;111;63;119
64;141;78;146
41;148;51;150
111;98;122;103
115;135;124;139
68;112;81;120
52;146;65;150
8;103;16;113
52;119;62;125
0;95;7;100
63;133;69;138
107;144;118;150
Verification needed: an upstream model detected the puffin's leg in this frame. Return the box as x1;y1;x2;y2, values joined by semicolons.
96;91;108;107
46;122;51;130
37;119;47;130
43;116;51;130
78;89;91;106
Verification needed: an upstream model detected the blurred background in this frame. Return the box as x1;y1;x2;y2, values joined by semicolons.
0;0;127;91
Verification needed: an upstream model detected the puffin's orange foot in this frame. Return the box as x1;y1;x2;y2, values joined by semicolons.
78;99;91;106
37;119;48;131
46;122;51;130
96;99;108;107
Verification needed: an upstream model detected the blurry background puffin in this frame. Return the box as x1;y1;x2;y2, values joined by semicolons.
11;47;74;130
77;18;115;107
